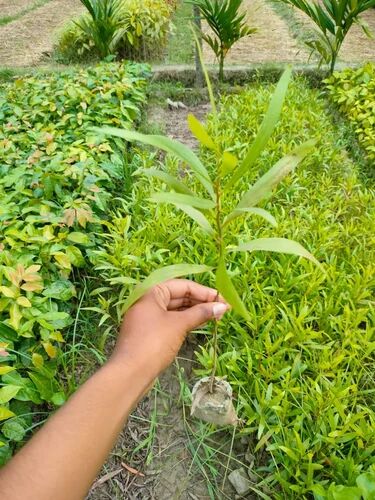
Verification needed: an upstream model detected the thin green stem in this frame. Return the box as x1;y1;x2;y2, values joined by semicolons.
209;160;224;393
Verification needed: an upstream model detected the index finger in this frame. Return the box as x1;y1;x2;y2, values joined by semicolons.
163;279;227;304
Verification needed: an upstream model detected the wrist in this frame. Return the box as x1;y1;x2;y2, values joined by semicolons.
105;351;159;389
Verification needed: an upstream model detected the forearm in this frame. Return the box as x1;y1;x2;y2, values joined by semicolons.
0;359;153;500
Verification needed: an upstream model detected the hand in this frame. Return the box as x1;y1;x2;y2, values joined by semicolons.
110;279;230;379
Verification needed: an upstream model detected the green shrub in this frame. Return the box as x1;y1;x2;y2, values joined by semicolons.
92;77;375;498
190;0;256;81
76;0;126;59
325;63;375;163
0;62;149;462
56;0;173;63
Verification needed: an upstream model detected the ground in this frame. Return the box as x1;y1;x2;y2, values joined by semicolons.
0;0;83;67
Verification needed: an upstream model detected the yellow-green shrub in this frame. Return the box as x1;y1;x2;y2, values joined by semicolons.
56;0;173;63
0;62;149;463
325;63;375;162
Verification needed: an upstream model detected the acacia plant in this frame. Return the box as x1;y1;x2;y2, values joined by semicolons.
280;0;375;73
96;67;321;418
190;0;256;81
77;0;126;58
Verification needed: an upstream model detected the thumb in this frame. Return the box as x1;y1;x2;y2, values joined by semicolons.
182;302;230;331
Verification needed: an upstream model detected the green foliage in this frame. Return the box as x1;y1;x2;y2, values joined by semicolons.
56;0;173;63
325;63;375;162
279;0;375;73
316;468;375;499
92;77;375;497
190;0;256;81
97;67;319;322
0;62;149;461
77;0;127;58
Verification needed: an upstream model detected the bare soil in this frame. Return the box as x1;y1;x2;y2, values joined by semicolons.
0;0;36;20
87;340;240;500
0;0;83;67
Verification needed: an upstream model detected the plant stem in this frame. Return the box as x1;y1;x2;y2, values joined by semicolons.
193;6;204;87
209;166;224;393
209;297;219;393
219;49;225;82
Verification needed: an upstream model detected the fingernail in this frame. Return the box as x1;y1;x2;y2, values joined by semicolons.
213;303;229;320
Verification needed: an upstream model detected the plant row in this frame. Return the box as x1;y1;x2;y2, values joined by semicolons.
0;62;149;462
57;0;175;63
326;63;375;163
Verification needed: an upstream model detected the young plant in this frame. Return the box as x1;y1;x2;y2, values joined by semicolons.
77;0;126;58
279;0;375;73
95;66;321;424
189;0;256;81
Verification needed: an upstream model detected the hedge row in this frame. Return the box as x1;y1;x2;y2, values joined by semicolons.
0;62;149;462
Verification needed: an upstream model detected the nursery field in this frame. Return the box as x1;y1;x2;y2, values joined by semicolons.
0;0;374;498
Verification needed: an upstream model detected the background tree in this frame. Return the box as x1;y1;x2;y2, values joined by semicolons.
280;0;375;73
77;0;126;58
190;0;256;81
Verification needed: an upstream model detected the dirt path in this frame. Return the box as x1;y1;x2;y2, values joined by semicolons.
203;0;309;64
0;0;83;67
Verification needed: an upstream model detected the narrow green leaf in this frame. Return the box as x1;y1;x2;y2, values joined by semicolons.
122;264;213;312
225;207;278;227
150;192;215;210
226;140;315;223
187;114;217;150
216;258;251;322
222;151;239;176
228;67;293;187
94;127;215;199
232;237;322;268
176;204;215;235
140;168;193;195
191;28;217;115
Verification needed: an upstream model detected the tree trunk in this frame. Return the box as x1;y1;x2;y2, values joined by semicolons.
219;51;225;83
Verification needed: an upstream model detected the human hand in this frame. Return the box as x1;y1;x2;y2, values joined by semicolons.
110;279;230;380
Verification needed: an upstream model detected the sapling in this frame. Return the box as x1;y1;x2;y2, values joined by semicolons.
95;66;321;425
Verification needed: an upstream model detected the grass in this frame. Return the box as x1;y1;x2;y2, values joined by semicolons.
92;75;375;498
0;0;51;26
164;1;195;64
